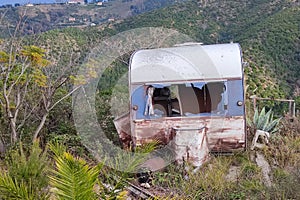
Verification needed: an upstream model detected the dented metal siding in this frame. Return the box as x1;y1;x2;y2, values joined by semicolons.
131;116;245;152
170;126;209;166
113;112;131;149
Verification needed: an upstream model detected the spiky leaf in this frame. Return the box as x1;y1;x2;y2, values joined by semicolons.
49;143;100;200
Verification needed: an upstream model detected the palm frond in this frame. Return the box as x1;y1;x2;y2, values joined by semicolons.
0;172;35;200
1;140;49;200
49;144;100;200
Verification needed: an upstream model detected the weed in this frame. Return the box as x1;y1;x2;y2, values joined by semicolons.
268;168;300;199
228;191;246;200
182;156;232;199
240;162;261;180
264;134;300;168
152;163;184;189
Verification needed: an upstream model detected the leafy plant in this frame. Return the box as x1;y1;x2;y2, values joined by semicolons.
0;173;38;200
97;140;159;199
247;107;281;133
0;140;49;200
156;157;233;199
48;142;101;200
184;157;232;199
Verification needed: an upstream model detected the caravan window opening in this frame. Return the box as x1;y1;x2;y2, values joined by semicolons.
132;81;229;119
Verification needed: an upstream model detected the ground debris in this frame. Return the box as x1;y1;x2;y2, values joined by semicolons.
225;165;241;182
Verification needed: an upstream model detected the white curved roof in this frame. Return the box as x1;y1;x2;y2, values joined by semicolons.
130;43;243;84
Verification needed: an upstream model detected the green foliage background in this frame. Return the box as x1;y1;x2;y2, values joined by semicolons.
0;0;299;146
0;1;299;199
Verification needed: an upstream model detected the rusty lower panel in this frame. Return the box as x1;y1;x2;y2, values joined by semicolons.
132;117;245;150
170;126;210;166
205;117;246;152
113;112;132;149
114;115;245;165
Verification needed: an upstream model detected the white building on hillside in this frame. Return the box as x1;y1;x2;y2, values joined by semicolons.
68;0;85;4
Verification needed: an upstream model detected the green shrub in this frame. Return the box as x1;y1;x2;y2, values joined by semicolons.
181;157;232;199
0;140;49;200
268;168;300;199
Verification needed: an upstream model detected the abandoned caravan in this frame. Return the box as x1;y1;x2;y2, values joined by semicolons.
114;43;246;167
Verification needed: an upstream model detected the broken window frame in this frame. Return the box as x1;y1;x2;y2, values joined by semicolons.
131;79;244;120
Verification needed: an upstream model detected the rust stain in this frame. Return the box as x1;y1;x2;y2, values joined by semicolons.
114;115;246;165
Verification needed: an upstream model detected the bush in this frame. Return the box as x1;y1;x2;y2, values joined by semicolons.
0;141;49;200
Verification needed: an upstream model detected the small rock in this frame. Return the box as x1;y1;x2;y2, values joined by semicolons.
225;166;241;182
255;152;272;187
140;183;151;189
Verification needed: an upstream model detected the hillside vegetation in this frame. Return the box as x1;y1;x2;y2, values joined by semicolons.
0;0;184;37
1;0;299;100
113;0;300;100
0;0;300;199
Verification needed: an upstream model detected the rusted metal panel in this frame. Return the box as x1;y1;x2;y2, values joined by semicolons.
131;116;245;152
206;116;245;152
113;115;245;165
170;127;209;167
113;112;132;149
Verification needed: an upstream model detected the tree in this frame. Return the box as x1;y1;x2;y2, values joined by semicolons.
0;39;48;143
0;24;82;145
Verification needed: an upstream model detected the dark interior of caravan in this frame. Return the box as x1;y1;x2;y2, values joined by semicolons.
150;82;227;117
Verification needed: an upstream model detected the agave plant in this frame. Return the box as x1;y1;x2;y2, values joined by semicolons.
248;107;281;134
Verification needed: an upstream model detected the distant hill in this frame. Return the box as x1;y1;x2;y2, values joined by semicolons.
2;0;299;106
0;0;185;37
112;0;300;100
